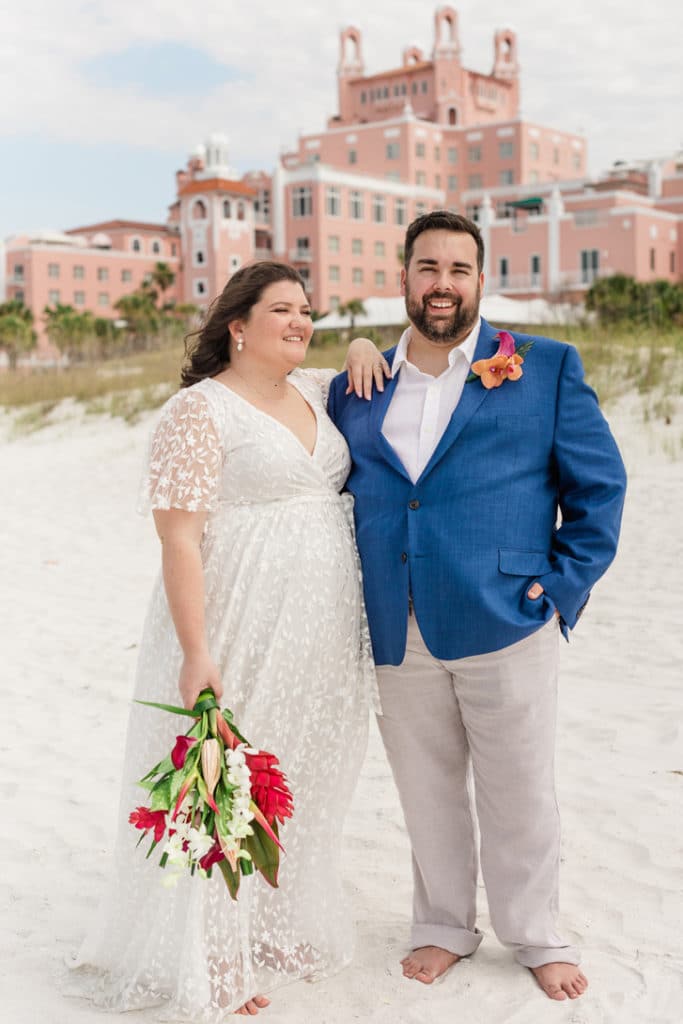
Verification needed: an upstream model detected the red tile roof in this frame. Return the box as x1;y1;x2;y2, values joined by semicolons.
179;178;257;198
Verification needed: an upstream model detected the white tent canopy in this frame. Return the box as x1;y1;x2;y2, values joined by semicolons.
313;295;582;331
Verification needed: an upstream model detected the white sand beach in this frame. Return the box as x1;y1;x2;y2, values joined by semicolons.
1;390;682;1024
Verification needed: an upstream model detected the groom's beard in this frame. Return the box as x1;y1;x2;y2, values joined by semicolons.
405;284;481;345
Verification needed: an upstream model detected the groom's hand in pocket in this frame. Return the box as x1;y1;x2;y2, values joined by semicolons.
527;582;561;619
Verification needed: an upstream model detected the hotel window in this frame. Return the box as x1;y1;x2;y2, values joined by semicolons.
121;269;132;282
466;204;481;223
412;82;418;95
325;187;341;217
348;149;357;164
171;243;177;256
223;200;231;217
467;174;483;189
529;142;539;160
650;248;656;271
13;263;23;278
499;141;514;159
74;290;85;305
531;254;541;287
194;280;207;297
374;241;386;258
415;142;426;158
360;91;366;104
237;202;246;221
447;147;458;164
447;175;458;192
421;81;428;93
195;250;205;265
48;289;60;304
434;146;441;162
435;174;441;189
131;237;142;252
352;267;364;284
349;190;364;220
468;146;481;163
553;147;560;165
98;292;109;306
294;237;310;259
329;296;340;310
415;202;427;216
416;171;426;186
580;249;599;284
386;142;400;160
97;267;108;281
394;198;407;225
529;170;539;184
352;238;363;255
73;265;85;279
499;170;514;186
573;152;582;172
374;270;386;287
14;290;24;302
329;265;340;282
499;258;509;288
328;235;340;253
48;263;60;278
671;252;676;274
152;241;161;254
292;187;313;217
372;195;386;223
192;200;207;219
230;255;241;271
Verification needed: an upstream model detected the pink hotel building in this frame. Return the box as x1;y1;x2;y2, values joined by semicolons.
4;6;683;354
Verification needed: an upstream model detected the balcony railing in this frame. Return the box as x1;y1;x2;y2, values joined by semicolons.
488;272;544;292
289;248;313;262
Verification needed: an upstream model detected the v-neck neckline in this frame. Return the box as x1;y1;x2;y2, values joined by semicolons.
206;373;320;459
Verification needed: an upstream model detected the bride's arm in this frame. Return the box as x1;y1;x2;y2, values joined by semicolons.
153;508;223;709
344;337;392;399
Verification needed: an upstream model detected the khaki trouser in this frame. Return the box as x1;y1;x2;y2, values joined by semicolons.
375;615;580;968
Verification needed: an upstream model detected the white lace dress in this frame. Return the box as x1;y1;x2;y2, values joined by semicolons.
69;369;376;1021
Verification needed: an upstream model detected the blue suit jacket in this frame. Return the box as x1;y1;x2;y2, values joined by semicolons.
328;318;627;666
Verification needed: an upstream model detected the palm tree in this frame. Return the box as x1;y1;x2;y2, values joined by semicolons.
338;298;367;331
0;301;35;369
43;304;96;362
150;261;175;308
114;291;160;350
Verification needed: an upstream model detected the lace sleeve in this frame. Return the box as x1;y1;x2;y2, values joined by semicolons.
138;387;223;514
296;366;339;405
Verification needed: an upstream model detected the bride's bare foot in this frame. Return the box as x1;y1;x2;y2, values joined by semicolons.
401;946;460;984
235;994;271;1015
531;963;588;1000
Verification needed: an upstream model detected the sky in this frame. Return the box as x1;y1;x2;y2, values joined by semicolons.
1;0;681;240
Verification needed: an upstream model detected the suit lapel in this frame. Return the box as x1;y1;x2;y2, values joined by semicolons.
368;348;412;480
417;319;500;484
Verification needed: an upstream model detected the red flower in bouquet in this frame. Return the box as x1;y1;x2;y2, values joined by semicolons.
246;750;294;825
129;806;167;843
171;734;197;769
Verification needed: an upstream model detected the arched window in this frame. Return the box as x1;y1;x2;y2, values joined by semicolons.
131;237;141;252
237;201;245;221
151;240;161;254
448;107;458;126
192;199;207;219
223;199;231;218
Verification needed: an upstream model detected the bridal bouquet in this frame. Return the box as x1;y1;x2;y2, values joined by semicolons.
129;688;293;899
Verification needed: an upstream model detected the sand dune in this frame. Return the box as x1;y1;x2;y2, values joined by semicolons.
1;390;681;1023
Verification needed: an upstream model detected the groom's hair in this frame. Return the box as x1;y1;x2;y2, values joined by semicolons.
404;211;484;273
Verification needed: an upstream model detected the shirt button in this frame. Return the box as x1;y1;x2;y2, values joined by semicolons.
401;552;408;564
408;500;420;510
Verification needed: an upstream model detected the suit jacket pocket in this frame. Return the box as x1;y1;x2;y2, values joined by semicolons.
498;548;552;577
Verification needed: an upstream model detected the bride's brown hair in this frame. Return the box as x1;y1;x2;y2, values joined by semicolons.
181;261;307;388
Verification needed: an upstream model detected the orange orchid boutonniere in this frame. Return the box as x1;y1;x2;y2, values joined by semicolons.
468;331;534;389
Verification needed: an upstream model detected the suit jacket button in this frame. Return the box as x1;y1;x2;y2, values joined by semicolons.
401;552;408;563
408;500;420;510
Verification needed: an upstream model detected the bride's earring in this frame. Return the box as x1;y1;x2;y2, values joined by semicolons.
236;335;244;353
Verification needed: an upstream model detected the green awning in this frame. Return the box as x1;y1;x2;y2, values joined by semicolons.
506;197;544;209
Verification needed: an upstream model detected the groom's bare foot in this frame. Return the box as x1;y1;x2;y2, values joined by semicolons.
235;994;270;1015
401;946;460;984
531;963;588;1000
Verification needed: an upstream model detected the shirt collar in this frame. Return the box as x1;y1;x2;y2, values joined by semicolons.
391;317;482;374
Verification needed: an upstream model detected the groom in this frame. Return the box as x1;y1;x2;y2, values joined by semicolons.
328;211;626;1001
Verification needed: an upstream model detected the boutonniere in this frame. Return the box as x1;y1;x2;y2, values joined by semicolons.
467;331;534;389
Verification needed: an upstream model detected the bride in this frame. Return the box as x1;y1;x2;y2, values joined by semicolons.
69;261;388;1018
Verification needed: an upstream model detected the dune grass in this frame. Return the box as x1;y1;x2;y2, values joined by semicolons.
2;324;682;433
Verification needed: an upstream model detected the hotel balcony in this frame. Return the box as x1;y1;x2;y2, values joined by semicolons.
289;248;313;262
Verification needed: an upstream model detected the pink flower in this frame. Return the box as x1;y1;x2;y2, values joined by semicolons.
471;330;526;389
199;841;225;871
171;735;197;769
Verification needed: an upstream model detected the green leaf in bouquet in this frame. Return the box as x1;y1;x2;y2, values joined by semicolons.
140;754;175;781
196;774;218;813
135;698;198;718
150;776;173;811
217;856;240;900
245;820;281;888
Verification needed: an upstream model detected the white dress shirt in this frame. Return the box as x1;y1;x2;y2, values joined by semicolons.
381;319;481;482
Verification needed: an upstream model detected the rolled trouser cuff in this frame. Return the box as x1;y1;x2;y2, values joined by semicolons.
410;924;483;958
515;944;581;968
